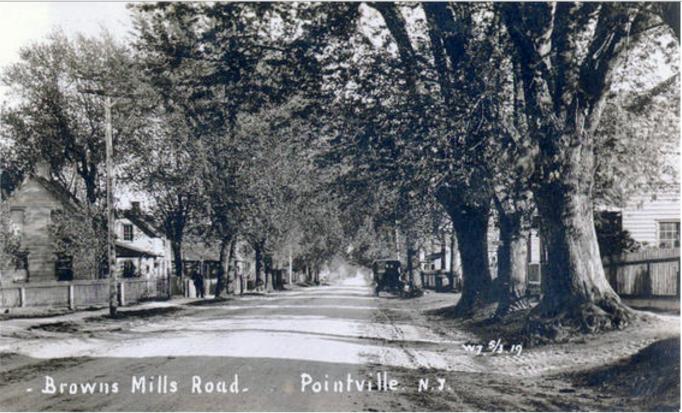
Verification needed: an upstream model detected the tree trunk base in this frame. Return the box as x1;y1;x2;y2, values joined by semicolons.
453;293;496;317
524;298;635;342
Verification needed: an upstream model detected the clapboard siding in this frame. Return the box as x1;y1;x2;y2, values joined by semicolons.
621;192;680;246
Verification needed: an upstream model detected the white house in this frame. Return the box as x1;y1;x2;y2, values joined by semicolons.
114;202;171;280
619;192;680;248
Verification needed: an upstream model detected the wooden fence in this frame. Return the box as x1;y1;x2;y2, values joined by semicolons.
418;248;679;300
420;270;459;292
603;248;680;298
0;277;170;309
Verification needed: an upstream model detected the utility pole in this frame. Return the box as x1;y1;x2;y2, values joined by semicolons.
105;97;117;317
394;223;400;260
288;246;293;286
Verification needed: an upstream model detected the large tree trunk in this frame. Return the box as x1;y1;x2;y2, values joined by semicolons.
214;237;231;298
531;141;632;336
81;162;98;206
264;255;272;292
171;240;183;278
254;241;264;289
494;205;529;317
450;227;461;288
226;237;236;294
215;236;236;298
394;225;401;260
497;3;636;337
440;230;447;272
405;233;415;290
288;248;293;286
448;201;494;315
313;264;320;285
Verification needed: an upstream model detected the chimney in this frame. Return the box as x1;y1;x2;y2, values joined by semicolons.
34;161;51;179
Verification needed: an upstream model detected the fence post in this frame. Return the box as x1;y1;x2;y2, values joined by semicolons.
19;287;25;307
646;261;652;298
677;263;680;299
119;281;126;306
68;284;75;310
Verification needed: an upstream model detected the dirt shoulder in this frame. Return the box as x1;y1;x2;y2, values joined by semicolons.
364;290;680;411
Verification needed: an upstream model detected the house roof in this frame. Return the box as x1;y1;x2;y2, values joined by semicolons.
32;176;81;212
117;209;162;239
425;252;443;261
115;240;160;258
183;241;221;262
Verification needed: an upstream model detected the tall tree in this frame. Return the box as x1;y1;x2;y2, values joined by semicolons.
1;31;144;205
124;114;201;279
498;3;679;333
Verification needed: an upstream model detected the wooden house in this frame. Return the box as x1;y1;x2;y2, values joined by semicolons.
2;163;81;284
620;192;680;249
1;164;172;285
114;202;172;280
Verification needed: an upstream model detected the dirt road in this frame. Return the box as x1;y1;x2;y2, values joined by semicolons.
0;274;678;411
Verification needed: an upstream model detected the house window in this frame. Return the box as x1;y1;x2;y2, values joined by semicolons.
123;224;134;241
10;208;24;236
55;255;73;281
122;260;137;278
658;221;680;248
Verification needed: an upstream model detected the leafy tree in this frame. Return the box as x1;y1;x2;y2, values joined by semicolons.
497;2;679;334
0;204;26;277
123;113;202;279
1;31;144;205
321;3;502;312
49;205;108;278
130;3;335;290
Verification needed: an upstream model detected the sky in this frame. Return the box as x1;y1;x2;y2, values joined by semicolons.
0;2;133;102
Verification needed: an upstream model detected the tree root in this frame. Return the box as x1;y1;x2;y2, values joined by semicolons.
524;298;636;343
494;296;531;318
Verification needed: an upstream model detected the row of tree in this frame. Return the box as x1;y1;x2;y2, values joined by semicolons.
0;3;679;337
314;3;679;335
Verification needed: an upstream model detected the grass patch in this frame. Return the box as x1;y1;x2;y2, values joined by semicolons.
567;337;680;411
28;321;80;333
85;306;181;321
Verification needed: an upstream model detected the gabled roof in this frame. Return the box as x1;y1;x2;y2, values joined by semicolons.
115;240;161;258
117;209;162;239
31;176;81;212
183;240;221;262
425;252;443;261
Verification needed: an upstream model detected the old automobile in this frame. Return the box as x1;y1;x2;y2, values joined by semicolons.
372;259;404;296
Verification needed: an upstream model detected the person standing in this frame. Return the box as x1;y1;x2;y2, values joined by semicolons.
192;269;205;298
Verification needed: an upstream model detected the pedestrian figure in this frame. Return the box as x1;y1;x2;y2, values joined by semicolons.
192;270;205;298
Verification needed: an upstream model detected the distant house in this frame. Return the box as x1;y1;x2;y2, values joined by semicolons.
181;240;221;279
422;251;448;272
114;202;172;280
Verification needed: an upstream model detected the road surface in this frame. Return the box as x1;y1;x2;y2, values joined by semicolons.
0;274;452;411
0;273;678;411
